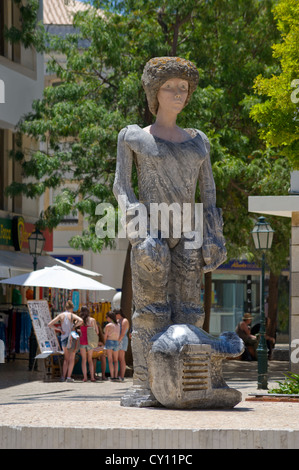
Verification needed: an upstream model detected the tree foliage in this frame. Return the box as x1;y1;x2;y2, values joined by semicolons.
250;0;299;169
4;0;45;52
5;0;291;274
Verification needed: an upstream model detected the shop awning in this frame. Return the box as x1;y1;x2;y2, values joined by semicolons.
0;250;102;279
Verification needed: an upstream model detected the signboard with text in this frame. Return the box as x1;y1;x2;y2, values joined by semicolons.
27;300;61;355
0;216;53;251
53;255;83;266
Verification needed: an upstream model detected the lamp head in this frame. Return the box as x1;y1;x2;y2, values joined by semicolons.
251;216;274;250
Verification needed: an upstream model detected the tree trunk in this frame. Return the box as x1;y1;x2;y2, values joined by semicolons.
120;243;133;366
267;271;278;339
203;271;212;333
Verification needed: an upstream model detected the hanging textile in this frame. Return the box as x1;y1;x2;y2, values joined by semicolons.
0;306;31;360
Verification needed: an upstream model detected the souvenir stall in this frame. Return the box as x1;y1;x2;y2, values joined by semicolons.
0;266;115;378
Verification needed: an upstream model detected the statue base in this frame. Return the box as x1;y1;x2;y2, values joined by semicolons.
120;385;161;408
121;324;244;409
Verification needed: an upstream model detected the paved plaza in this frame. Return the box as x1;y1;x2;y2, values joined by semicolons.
1;357;298;450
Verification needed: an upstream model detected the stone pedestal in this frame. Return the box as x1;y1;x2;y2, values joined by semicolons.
121;324;244;409
149;343;241;409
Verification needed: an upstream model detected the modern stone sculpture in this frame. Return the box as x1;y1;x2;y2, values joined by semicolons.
113;57;244;409
148;325;243;409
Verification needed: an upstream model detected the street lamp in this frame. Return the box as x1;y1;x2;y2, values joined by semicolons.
28;228;46;271
28;227;45;371
251;216;274;389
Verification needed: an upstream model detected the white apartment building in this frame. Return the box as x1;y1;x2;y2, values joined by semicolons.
42;0;126;300
0;0;49;283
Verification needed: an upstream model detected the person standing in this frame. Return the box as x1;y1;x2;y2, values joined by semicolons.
48;300;83;382
115;309;129;381
92;322;108;380
79;305;99;382
104;311;120;380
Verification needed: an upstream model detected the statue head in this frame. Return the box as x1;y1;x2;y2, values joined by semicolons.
141;57;199;115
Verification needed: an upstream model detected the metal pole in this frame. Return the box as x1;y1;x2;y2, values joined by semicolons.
29;255;38;370
257;251;268;389
33;256;37;298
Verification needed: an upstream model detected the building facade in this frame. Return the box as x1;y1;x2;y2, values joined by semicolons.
0;0;52;286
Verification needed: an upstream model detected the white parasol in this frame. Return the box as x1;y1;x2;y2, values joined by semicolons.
0;265;115;291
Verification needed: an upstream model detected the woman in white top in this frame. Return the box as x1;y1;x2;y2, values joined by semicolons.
48;300;83;382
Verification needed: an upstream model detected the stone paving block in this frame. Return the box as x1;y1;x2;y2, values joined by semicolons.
171;428;179;449
132;428;139;448
232;429;240;449
177;428;186;449
156;428;166;449
182;430;193;449
218;429;228;449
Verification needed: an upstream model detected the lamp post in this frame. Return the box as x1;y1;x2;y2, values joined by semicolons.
28;228;46;272
28;228;45;371
251;216;274;389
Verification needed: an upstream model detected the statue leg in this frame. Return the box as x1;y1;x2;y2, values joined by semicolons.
121;237;172;407
168;237;205;328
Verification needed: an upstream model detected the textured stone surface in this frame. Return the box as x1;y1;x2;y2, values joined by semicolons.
114;124;228;407
113;62;232;408
148;325;243;409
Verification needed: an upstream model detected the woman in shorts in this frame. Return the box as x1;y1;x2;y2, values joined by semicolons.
104;311;120;381
48;300;83;382
79;305;99;382
115;309;130;381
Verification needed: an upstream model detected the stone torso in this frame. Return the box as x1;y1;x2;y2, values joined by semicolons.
125;124;209;209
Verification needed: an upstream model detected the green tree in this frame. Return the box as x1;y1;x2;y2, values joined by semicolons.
5;0;291;332
250;0;299;169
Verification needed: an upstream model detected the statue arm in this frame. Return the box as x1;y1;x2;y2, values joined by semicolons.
113;127;138;208
113;127;147;245
197;132;227;272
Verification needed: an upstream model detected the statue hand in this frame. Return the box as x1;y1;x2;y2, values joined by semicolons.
202;238;227;273
132;236;170;274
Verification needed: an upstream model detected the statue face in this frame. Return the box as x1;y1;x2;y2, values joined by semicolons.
157;78;189;114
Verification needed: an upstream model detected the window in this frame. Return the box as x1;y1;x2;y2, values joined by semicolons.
0;1;4;57
0;0;21;63
209;273;260;335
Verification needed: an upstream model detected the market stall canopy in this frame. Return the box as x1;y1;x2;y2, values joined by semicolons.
53;258;102;278
0;249;102;279
0;266;115;291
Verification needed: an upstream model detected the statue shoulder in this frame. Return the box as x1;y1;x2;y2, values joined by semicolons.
118;124;142;141
194;129;210;153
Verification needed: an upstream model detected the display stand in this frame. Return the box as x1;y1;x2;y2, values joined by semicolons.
27;300;64;380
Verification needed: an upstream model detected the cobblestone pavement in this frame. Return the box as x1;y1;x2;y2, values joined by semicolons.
0;358;297;432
